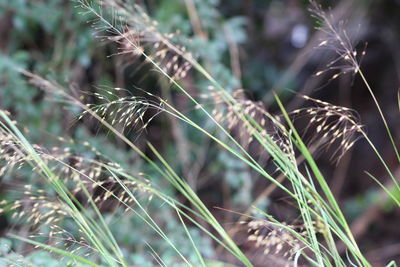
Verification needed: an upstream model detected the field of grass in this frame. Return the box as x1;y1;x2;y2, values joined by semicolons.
0;0;399;266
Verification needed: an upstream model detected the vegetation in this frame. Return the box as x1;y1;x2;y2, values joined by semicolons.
0;0;399;266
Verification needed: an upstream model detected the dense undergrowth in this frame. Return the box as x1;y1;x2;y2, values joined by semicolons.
0;0;399;266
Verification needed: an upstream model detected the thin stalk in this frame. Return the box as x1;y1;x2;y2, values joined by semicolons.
358;69;400;163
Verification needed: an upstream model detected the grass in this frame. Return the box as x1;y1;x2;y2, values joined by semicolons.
0;0;399;266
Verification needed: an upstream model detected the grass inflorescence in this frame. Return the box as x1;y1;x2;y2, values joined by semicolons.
0;0;399;266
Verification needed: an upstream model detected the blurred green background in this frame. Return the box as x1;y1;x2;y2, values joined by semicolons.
0;0;400;266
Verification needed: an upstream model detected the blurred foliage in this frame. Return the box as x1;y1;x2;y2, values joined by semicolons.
1;0;400;265
0;0;249;264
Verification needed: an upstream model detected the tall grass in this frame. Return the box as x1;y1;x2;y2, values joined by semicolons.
0;0;398;266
